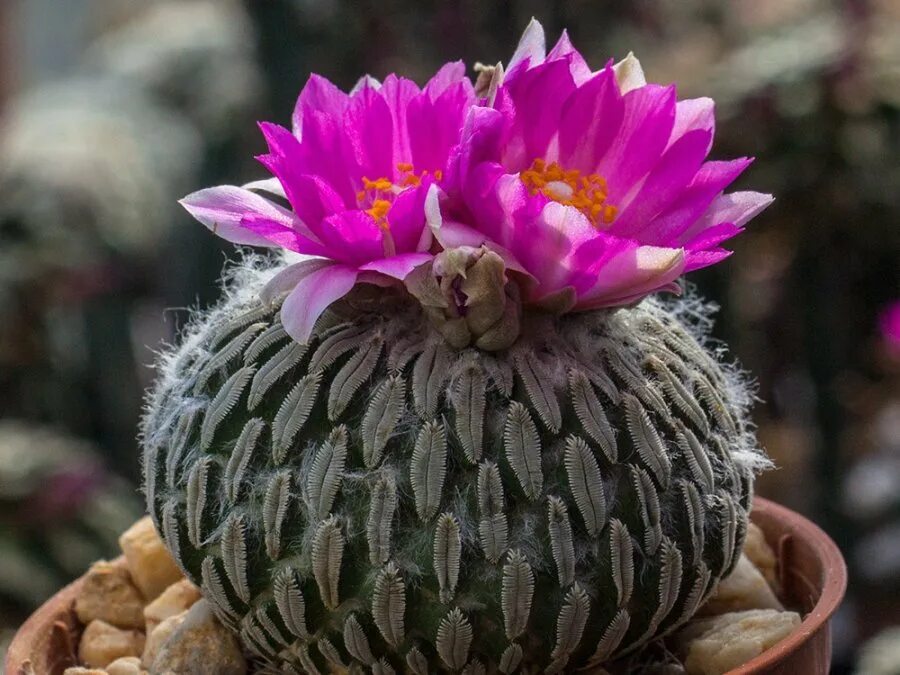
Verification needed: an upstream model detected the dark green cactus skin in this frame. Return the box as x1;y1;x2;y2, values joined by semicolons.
141;262;761;674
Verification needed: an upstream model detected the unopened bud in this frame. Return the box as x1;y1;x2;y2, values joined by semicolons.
406;246;521;351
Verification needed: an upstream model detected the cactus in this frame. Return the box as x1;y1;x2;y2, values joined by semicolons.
141;254;764;673
142;19;773;673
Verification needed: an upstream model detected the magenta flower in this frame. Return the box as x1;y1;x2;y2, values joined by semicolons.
437;20;773;311
181;63;475;341
880;300;900;354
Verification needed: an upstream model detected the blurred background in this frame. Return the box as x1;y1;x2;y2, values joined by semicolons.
0;0;898;672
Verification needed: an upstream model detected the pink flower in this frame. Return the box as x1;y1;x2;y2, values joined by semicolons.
181;64;475;341
437;20;773;311
880;300;900;354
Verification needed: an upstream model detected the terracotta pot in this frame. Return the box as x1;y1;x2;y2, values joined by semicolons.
729;498;847;674
4;499;846;675
4;576;85;675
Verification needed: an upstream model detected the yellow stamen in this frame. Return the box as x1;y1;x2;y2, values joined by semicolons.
357;163;446;242
366;199;392;226
520;158;617;228
362;176;393;192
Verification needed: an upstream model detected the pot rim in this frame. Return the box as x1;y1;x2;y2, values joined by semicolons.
726;496;847;674
3;574;85;675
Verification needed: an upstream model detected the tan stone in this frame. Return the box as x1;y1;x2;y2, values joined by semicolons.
78;620;146;669
118;516;182;601
678;609;802;675
743;522;779;590
150;600;246;675
143;579;201;633
106;656;146;675
76;560;146;630
63;669;108;675
141;611;187;669
700;554;783;615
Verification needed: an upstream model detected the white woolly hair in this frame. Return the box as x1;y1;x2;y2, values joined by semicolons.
652;289;770;475
140;253;277;457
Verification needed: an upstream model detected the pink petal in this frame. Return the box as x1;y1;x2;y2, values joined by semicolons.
276;173;346;236
578;244;686;308
449;107;506;190
258;121;303;166
502;59;577;168
610;128;713;237
669;97;715;150
513;202;598;291
432;217;489;249
292;74;349;138
261;258;333;304
507;18;546;75
683;248;732;273
427;210;531;279
596;84;677;202
677;191;774;245
684;222;742;251
315;210;385;265
426;187;529;275
424;61;468;100
409;80;475;176
546;30;592;84
242;177;286;199
380;74;420;166
293;111;357;204
453;160;508;244
358;252;433;279
343;80;394;181
351;74;381;94
477;170;532;248
630;157;752;242
239;214;329;256
180;186;296;248
559;65;623;172
258;122;352;218
280;264;359;343
427;183;485;248
385;182;431;253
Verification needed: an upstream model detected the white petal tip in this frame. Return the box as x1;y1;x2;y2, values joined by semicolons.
509;18;547;71
636;246;685;274
613;52;646;93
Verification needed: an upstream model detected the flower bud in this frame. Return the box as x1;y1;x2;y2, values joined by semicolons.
406;246;521;351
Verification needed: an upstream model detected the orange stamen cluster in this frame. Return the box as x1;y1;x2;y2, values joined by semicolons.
366;199;392;225
357;163;442;229
520;158;617;227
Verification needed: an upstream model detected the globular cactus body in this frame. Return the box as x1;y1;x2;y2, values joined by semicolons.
142;260;762;673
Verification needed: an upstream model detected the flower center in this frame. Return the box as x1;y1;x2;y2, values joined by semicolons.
520;158;617;227
357;163;442;228
357;163;441;257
